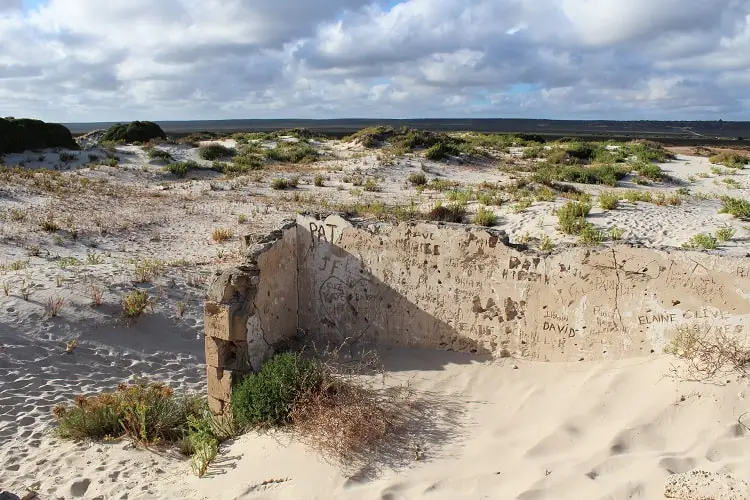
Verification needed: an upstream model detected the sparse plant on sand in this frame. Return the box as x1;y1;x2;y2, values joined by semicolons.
122;289;150;318
147;148;174;162
557;201;592;235
709;152;749;169
2;280;9;296
176;301;186;318
716;227;736;242
407;172;427;186
86;251;105;265
90;284;103;307
20;277;32;301
722;178;741;189
578;224;605;245
271;178;291;190
39;214;59;232
682;233;718;250
364;178;380;192
58;151;76;163
665;326;750;380
609;227;625;241
598;191;619;210
539;235;555;251
719;196;750;220
314;174;325;187
473;207;498;227
211;227;233;243
238;214;248;224
46;296;64;317
133;258;164;283
513;198;533;213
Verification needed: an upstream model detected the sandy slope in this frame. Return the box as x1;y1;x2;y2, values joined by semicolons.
3;349;750;499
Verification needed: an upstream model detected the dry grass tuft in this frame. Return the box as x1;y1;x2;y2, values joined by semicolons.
665;326;750;380
211;227;233;243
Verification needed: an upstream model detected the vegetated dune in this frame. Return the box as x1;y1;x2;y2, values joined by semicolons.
0;117;78;154
0;127;749;499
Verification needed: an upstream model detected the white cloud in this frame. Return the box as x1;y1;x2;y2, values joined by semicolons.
0;0;748;121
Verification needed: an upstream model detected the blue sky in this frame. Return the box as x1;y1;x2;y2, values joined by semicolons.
1;0;749;122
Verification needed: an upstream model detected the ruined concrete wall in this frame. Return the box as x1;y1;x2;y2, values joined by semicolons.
204;222;297;413
297;214;750;362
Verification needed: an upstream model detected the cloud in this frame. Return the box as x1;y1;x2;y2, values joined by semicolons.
0;0;748;121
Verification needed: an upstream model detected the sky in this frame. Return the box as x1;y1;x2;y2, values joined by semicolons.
1;0;749;122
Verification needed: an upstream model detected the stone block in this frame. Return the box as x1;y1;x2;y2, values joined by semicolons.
205;301;248;342
208;395;227;415
206;366;236;402
205;336;252;371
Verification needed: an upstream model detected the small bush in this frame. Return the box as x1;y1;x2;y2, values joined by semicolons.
122;289;150;318
599;191;619;210
165;161;199;178
539;235;555;251
212;227;233;243
632;161;663;181
232;352;322;428
720;196;750;220
199;143;235;161
265;142;318;163
271;178;291;190
425;202;466;223
716;227;736;242
425;142;459;161
133;258;164;283
147;148;173;162
473;207;498;227
364;178;380;192
609;227;625;240
314;174;324;187
682;233;718;250
407;172;427;186
709;152;749;169
59;151;77;163
53;380;205;446
557;201;591;235
578;224;605;245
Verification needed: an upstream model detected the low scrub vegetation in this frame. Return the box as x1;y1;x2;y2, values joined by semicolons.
665;327;750;380
682;233;718;250
557;201;592;235
716;227;736;242
532;163;629;187
265;141;318;163
53;381;233;477
709;152;749;169
164;160;200;178
232;352;411;467
122;289;150;318
147;148;173;162
211;227;233;243
425;201;467;223
719;196;750;220
598;191;619;210
199;143;235;161
407;172;427;186
473;207;498;227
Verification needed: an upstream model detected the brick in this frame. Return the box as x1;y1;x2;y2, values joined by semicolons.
206;366;233;401
205;337;251;371
208;396;227;415
204;301;248;341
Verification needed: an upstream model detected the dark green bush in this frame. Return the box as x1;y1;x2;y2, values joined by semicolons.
426;202;467;223
632;161;663;181
425;142;460;161
0;117;78;154
102;121;166;144
147;148;173;162
199;143;235;161
533;164;628;186
232;352;323;428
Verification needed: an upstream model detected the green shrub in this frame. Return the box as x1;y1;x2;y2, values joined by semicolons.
265;142;318;163
473;207;498;227
0;117;78;154
271;178;290;190
682;233;718;250
407;172;427;186
122;289;149;317
164;160;199;178
716;227;736;242
579;224;605;245
147;148;173;162
232;353;323;428
598;191;619;210
364;178;379;192
710;152;748;169
199;143;235;161
557;201;592;235
632;161;663;181
314;174;324;187
102;121;166;144
425;142;459;161
532;164;628;186
720;196;750;220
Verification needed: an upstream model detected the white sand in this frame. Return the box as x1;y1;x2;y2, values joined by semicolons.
1;140;749;498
